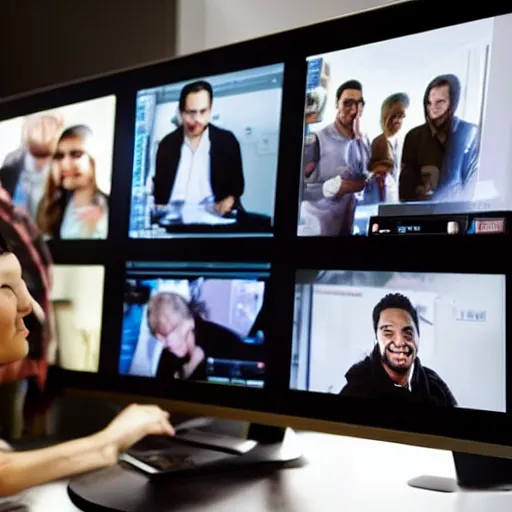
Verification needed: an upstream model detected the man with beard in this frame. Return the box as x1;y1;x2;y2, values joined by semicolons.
299;80;370;236
153;80;244;217
339;293;457;407
399;74;480;202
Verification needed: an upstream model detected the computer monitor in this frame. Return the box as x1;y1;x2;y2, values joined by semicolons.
0;95;116;241
129;64;284;239
14;0;508;489
118;261;268;387
297;10;512;237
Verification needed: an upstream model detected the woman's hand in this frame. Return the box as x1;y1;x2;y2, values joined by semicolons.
101;404;175;457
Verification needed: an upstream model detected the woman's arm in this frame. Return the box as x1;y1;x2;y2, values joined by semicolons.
0;431;116;497
0;403;174;497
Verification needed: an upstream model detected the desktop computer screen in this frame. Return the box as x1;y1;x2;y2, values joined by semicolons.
297;13;512;237
0;95;116;241
51;265;105;373
118;261;269;388
290;269;506;414
129;63;284;239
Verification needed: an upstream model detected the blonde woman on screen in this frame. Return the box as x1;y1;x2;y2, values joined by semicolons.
0;232;174;497
36;125;109;240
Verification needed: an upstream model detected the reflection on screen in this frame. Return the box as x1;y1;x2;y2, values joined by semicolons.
0;96;116;240
290;270;506;413
129;64;284;239
298;14;512;236
51;265;105;372
119;261;269;388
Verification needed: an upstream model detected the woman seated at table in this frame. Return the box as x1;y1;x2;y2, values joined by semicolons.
0;232;174;497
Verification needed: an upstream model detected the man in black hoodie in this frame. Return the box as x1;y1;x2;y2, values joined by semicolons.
399;74;480;203
339;293;457;408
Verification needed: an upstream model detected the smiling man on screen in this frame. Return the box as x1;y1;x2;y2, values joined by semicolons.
339;293;457;407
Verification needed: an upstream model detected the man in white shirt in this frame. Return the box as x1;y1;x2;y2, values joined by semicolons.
153;80;244;217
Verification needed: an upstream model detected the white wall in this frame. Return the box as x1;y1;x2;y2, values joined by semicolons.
176;0;404;55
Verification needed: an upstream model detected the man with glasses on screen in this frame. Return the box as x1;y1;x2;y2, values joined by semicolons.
152;80;244;219
339;293;457;407
300;80;370;237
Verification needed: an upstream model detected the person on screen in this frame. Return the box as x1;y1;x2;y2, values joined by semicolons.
399;74;480;203
36;125;109;240
144;291;244;381
339;293;457;407
0;114;64;220
363;93;410;204
152;80;244;216
300;80;370;236
0;232;175;497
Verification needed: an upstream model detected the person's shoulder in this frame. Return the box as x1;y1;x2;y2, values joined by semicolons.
209;124;237;142
456;118;479;137
344;354;373;383
422;365;454;398
158;127;182;146
404;124;426;140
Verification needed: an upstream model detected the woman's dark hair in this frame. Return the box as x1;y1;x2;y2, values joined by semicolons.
36;124;105;238
0;231;10;254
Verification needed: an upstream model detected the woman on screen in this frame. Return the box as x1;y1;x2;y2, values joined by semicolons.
0;232;174;497
36;125;109;240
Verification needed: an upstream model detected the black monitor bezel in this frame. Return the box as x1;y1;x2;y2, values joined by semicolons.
2;0;511;449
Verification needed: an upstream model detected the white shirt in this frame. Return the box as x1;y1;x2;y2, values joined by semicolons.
170;128;213;204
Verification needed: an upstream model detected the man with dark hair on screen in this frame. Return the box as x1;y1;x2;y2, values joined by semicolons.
153;80;244;217
399;74;480;203
339;293;457;407
300;79;370;237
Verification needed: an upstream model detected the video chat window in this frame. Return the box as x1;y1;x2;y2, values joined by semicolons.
0;96;116;240
129;64;284;239
119;261;269;388
298;14;512;237
291;270;506;414
51;265;105;373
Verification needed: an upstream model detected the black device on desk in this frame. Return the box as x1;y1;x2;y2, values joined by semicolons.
120;427;258;479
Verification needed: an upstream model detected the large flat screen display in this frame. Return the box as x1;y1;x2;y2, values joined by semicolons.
119;261;269;388
297;14;512;236
0;96;116;240
290;270;506;414
129;64;284;239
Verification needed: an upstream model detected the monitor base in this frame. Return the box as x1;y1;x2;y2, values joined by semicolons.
408;452;512;492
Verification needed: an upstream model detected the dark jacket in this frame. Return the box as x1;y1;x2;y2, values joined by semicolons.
156;317;245;381
399;74;480;202
153;124;244;206
339;345;457;408
0;148;25;196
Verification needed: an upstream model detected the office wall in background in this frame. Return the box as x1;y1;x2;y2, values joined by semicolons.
176;0;405;55
0;0;176;99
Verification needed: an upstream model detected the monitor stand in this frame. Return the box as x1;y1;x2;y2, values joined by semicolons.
408;452;512;492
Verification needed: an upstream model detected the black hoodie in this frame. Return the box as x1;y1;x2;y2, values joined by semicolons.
398;73;479;202
339;345;457;408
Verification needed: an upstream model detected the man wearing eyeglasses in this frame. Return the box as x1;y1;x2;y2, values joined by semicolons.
153;80;244;218
300;80;370;237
